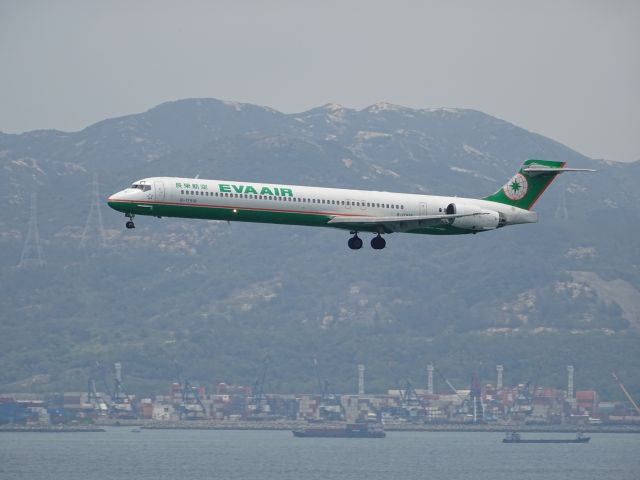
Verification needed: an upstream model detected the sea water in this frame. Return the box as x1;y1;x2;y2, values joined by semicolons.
1;429;638;480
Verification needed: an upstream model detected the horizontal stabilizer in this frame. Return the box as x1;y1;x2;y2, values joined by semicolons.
522;166;597;176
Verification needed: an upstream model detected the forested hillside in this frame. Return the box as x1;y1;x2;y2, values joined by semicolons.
1;99;638;399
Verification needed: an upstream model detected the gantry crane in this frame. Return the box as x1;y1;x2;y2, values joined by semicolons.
612;372;640;415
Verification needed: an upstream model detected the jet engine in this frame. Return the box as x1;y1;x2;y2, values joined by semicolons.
445;203;500;231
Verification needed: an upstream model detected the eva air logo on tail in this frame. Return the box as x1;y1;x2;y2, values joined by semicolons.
503;173;528;200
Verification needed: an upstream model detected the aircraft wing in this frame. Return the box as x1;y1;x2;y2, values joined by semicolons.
327;212;486;233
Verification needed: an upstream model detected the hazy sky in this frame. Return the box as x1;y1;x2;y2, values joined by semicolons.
1;0;638;161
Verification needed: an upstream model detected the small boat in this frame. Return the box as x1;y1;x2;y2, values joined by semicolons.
292;423;386;438
131;428;142;433
502;431;590;444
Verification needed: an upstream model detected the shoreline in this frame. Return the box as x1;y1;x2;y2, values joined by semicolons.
107;419;640;434
2;420;639;434
0;425;106;433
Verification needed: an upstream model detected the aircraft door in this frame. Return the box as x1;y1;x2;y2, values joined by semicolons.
419;202;427;216
154;181;165;201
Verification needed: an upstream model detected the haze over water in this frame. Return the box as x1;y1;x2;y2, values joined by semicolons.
1;429;638;480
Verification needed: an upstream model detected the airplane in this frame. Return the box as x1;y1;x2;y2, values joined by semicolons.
107;159;594;250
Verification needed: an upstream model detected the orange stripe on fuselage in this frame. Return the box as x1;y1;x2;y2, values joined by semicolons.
109;199;369;218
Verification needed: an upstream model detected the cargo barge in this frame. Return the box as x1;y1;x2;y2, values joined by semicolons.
292;423;386;438
503;432;590;443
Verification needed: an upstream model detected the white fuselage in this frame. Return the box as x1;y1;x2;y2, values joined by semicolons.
108;176;537;231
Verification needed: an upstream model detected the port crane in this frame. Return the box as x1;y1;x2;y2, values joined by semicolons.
612;372;640;415
109;363;138;419
87;361;110;416
459;373;486;424
247;356;272;418
87;378;109;416
511;381;534;415
397;379;427;421
171;357;207;419
385;359;426;421
433;366;465;403
178;379;207;420
313;356;344;421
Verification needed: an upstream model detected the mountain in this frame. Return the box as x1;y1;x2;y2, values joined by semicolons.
1;98;638;399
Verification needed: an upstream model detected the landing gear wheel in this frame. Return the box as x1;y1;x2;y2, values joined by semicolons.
348;234;363;250
371;234;386;250
125;213;135;229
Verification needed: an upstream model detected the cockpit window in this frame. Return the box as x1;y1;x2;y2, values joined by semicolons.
131;184;151;191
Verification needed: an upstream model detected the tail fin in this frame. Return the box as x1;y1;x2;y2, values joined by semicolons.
483;159;568;210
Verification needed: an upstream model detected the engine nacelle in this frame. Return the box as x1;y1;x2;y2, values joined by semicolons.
445;203;500;231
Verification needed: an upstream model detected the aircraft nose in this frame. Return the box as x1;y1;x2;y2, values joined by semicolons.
107;190;127;211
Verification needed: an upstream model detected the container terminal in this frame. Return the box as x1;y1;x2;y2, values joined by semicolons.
1;363;638;432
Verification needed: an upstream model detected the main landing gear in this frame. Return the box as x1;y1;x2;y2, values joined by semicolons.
371;234;386;250
348;233;363;250
125;213;135;229
347;232;386;250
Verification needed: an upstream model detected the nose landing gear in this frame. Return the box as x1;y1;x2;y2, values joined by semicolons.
371;234;386;250
348;233;363;250
125;213;135;229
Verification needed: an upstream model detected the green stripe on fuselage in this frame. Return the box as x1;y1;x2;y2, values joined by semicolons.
107;201;472;235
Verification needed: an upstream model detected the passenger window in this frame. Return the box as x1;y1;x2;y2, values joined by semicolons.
181;190;184;194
